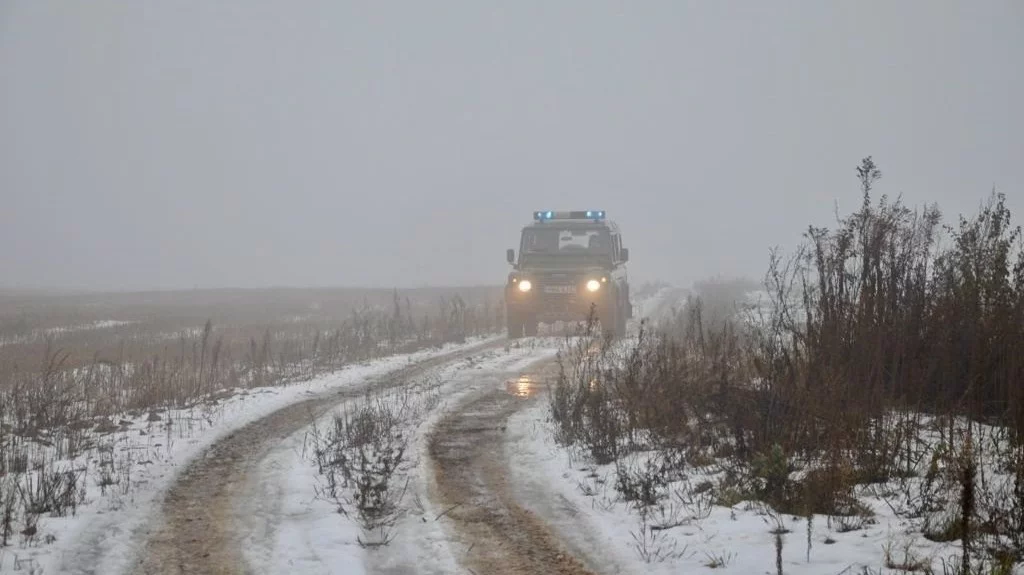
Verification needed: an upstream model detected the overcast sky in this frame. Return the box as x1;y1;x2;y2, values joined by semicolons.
1;1;1021;291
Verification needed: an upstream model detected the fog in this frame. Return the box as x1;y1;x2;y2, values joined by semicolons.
1;1;1021;292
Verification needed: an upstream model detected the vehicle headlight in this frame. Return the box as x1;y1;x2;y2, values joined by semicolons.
585;279;601;292
518;280;532;292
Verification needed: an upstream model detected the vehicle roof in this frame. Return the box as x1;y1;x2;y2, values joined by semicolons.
522;219;621;234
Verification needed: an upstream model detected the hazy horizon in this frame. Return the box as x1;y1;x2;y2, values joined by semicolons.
3;1;1021;291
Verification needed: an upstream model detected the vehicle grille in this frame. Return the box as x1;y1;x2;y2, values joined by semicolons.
535;274;584;315
538;293;578;312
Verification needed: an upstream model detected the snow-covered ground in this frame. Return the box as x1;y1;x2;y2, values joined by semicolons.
503;401;979;575
241;337;565;575
0;320;138;347
230;290;680;574
13;281;1010;575
7;286;726;575
501;360;1023;572
2;336;500;574
499;286;1021;575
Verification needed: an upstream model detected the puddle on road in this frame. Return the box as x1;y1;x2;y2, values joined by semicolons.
505;374;542;398
505;374;597;397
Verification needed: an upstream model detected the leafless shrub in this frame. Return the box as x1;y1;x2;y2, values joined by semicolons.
733;162;1022;563
938;554;1016;575
1;288;502;426
703;549;735;568
828;512;870;534
546;158;1024;569
0;478;17;547
670;481;715;523
308;396;410;547
615;457;666;508
548;311;622;463
95;445;123;496
630;509;690;563
20;509;38;547
883;538;934;572
775;525;785;575
0;287;501;552
806;510;813;561
17;462;83;520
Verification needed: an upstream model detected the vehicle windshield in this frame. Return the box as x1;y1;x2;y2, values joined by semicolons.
520;227;612;259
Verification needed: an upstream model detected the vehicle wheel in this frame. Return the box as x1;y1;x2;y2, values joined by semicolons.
616;305;628;336
523;316;539;337
600;306;619;339
506;314;524;338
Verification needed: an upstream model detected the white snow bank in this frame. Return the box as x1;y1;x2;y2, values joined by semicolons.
503;401;977;575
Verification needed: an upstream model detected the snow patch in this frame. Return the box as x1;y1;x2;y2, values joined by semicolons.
7;336;499;575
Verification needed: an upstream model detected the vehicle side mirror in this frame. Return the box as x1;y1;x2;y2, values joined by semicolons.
620;248;630;262
506;248;515;264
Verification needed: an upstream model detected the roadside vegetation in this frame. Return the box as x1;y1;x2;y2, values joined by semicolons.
0;286;503;562
306;374;446;548
550;158;1024;573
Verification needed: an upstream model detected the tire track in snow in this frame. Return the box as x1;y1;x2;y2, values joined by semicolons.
245;341;565;575
129;338;507;575
423;288;685;575
427;362;602;575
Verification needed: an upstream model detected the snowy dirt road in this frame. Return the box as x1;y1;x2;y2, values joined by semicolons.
419;292;681;575
129;339;508;575
427;364;603;575
119;289;681;575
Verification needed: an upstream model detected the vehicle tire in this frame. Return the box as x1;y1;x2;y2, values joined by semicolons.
601;305;619;339
523;316;539;337
507;314;524;338
616;304;627;336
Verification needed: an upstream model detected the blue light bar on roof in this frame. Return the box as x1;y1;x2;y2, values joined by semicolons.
534;210;605;222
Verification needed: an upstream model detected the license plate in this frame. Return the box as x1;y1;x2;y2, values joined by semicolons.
543;285;576;294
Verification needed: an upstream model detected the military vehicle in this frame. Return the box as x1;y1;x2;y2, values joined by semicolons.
504;210;631;338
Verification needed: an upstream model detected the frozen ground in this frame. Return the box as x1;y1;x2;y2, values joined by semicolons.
242;338;565;575
0;320;138;346
5;287;713;575
6;286;1018;573
504;401;978;575
231;290;678;574
2;336;499;574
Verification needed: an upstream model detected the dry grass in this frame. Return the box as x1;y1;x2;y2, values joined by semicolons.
548;158;1024;570
0;285;504;555
0;286;502;423
0;286;503;371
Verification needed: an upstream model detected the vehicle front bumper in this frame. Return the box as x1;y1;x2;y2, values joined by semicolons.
505;286;612;323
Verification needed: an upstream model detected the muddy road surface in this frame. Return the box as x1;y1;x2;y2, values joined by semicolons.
130;339;505;575
427;363;603;575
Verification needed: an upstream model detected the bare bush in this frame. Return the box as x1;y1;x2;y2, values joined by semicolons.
18;463;84;519
630;509;690;563
0;287;500;550
0;478;17;547
546;158;1024;569
308;396;411;547
548;311;622;463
